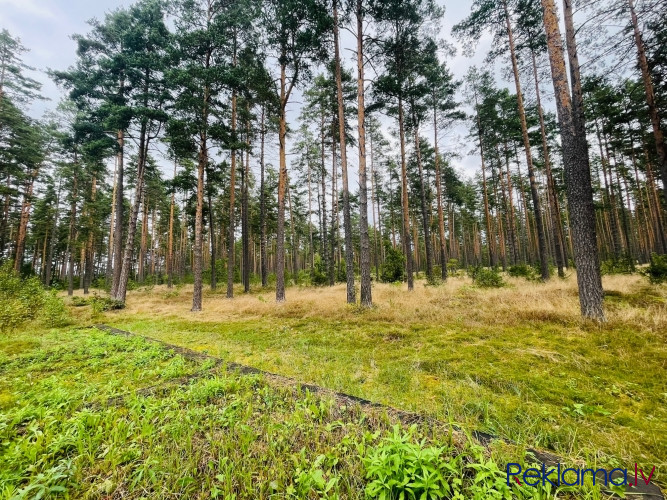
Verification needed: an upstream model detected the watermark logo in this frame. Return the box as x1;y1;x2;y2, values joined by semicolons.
506;463;656;488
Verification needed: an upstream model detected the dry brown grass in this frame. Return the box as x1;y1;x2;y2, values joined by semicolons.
88;273;666;334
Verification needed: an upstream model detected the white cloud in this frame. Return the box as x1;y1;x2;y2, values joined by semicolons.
0;0;59;20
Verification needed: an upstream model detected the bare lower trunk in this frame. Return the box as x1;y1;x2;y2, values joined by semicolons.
167;161;176;288
111;130;124;298
334;2;355;304
433;106;448;281
532;50;565;277
356;0;372;306
541;0;604;320
627;0;667;203
227;90;238;298
14;170;37;272
504;0;549;280
398;97;413;290
276;63;288;302
259;106;268;288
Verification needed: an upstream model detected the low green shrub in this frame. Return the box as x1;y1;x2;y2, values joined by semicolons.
642;253;667;285
381;242;405;284
469;266;505;288
601;255;635;275
0;262;69;331
508;264;535;279
89;294;125;314
311;254;329;286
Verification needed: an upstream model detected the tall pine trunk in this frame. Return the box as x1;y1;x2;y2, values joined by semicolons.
627;0;667;204
227;90;237;299
503;0;549;280
275;60;288;302
333;1;355;304
398;96;414;290
356;0;372;306
433;102;448;281
541;0;604;320
259;105;268;288
532;50;565;277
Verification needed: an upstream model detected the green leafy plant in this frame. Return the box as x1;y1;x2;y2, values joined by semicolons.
363;425;460;500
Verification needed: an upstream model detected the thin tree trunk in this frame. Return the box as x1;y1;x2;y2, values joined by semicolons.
13;168;38;272
532;50;565;277
243;112;251;293
276;59;288;302
413;121;433;280
433;103;448;281
627;0;667;202
167;161;176;288
504;0;549;280
333;1;355;304
227;90;237;299
398;96;414;290
259;105;268;288
356;0;372;306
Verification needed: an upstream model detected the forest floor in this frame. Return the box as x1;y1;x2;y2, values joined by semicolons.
70;273;666;481
2;274;665;498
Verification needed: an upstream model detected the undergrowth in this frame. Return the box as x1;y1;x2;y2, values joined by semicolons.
0;328;612;499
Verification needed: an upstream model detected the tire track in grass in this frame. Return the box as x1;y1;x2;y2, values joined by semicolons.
90;324;663;500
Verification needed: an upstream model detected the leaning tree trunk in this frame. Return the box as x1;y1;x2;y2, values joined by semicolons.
356;0;372;306
115;120;149;304
541;0;604;320
504;0;549;280
627;0;667;205
532;50;565;277
333;1;356;304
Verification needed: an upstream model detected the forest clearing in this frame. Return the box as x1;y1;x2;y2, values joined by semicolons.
2;0;667;496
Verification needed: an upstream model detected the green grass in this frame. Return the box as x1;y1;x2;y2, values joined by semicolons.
90;277;666;486
1;326;616;499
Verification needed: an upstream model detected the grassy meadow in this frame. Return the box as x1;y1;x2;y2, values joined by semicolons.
1;272;665;498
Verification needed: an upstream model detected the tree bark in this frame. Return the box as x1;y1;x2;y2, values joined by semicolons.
398;96;414;290
356;0;372;306
333;1;356;304
627;0;667;205
541;0;605;320
227;90;237;299
276;60;288;302
504;0;549;280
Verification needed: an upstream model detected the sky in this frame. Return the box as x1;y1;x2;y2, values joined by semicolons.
0;0;497;181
